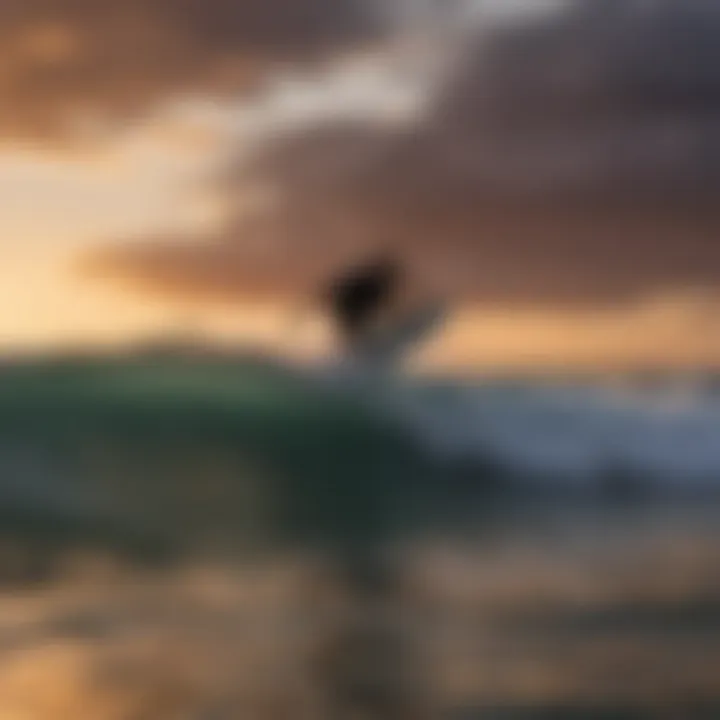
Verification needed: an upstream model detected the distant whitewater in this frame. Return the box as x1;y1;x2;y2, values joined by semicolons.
315;363;720;497
306;293;720;497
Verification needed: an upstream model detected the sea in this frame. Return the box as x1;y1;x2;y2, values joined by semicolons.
0;354;718;717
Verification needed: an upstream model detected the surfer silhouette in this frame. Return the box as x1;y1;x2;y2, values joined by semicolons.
316;253;448;371
324;255;401;353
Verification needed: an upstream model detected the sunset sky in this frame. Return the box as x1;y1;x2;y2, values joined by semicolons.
2;0;720;368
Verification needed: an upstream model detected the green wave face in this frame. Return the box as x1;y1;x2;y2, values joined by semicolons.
0;357;446;574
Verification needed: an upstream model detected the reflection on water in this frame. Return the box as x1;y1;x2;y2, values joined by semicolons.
0;510;719;719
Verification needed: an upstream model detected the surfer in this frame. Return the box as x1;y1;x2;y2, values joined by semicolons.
319;254;448;371
323;254;402;354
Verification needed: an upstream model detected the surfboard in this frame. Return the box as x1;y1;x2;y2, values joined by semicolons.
336;300;449;374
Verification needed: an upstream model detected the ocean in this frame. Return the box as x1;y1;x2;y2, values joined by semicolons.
0;355;718;717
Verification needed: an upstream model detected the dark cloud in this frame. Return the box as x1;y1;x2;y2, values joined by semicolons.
0;0;381;137
86;0;720;306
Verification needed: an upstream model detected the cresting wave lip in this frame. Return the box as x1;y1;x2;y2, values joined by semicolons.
319;369;720;495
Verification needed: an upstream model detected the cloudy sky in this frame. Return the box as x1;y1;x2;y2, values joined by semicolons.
2;0;720;368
